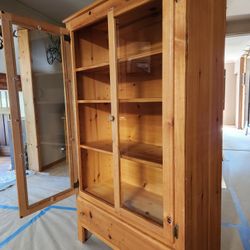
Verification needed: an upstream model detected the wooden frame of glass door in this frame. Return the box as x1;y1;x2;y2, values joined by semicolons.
108;2;174;244
0;11;77;218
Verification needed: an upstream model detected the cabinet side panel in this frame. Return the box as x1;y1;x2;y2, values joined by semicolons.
184;0;226;249
208;1;226;249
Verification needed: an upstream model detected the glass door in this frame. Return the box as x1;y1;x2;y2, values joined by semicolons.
116;0;163;225
1;12;76;217
73;17;115;206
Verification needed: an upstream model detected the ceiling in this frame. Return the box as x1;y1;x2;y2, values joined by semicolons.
227;0;250;20
225;0;250;62
16;0;95;23
225;35;250;62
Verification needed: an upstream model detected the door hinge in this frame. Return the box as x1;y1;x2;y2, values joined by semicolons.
74;180;79;188
64;34;71;43
173;224;179;239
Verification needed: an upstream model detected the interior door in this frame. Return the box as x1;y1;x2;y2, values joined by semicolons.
0;12;78;217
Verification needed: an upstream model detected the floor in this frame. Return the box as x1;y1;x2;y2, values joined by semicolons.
222;126;250;250
0;157;11;174
0;157;110;249
0;126;249;249
27;160;71;205
0;175;111;250
45;160;69;177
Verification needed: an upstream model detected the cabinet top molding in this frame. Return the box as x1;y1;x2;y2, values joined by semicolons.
63;0;153;31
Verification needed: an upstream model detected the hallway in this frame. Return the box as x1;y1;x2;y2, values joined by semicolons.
222;126;250;250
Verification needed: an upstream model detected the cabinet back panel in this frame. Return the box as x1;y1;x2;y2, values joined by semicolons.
81;149;114;205
77;71;110;100
117;2;162;58
118;55;162;99
81;149;113;188
121;158;162;195
119;103;162;145
79;104;112;144
75;19;109;68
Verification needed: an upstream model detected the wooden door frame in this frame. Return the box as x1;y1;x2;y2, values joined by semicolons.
1;11;77;217
235;57;246;129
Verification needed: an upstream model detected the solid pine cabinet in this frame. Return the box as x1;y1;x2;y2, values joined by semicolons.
3;0;226;249
74;1;163;225
64;0;226;249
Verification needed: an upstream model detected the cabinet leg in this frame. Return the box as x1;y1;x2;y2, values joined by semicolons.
78;224;89;243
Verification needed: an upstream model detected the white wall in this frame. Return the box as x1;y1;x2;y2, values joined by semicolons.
0;0;59;24
223;63;237;125
0;0;60;73
29;30;66;167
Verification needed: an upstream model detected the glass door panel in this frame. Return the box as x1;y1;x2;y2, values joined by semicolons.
1;12;78;217
74;18;114;205
116;0;163;225
14;28;71;205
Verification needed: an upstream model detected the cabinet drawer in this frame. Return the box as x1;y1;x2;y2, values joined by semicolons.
77;198;172;250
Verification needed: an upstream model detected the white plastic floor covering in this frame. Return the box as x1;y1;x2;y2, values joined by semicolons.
0;173;111;250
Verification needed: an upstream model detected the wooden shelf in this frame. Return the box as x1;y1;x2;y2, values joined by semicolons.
121;141;162;167
122;182;163;225
119;98;162;103
85;181;114;205
77;98;161;104
75;49;161;73
80;140;162;166
85;180;163;224
36;101;64;105
80;141;113;155
119;48;162;63
78;100;111;104
75;62;109;73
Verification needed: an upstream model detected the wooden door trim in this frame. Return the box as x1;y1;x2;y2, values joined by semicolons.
236;57;246;129
0;73;22;90
107;9;121;211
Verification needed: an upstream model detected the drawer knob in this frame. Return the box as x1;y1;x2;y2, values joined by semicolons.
108;115;115;122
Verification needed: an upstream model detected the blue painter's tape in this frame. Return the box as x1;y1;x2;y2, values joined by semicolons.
0;204;76;212
0;205;18;211
0;204;76;248
222;222;239;228
229;187;250;250
49;205;76;211
0;207;50;249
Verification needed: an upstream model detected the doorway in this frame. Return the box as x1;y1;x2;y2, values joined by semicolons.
222;35;250;250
